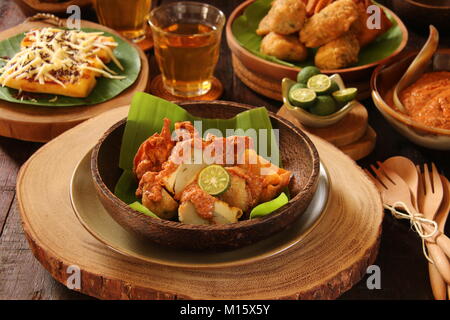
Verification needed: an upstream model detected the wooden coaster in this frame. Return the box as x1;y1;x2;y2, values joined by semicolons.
0;20;149;143
149;75;223;102
340;126;377;161
17;106;383;300
278;103;369;148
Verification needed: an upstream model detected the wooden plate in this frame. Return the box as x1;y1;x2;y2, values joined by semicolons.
71;150;329;268
14;0;92;14
0;20;149;143
226;0;408;101
17;106;383;299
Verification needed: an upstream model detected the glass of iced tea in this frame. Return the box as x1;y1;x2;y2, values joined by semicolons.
94;0;152;43
149;2;225;97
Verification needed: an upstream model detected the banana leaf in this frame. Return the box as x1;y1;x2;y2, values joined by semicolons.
0;28;141;107
115;92;286;219
232;0;403;68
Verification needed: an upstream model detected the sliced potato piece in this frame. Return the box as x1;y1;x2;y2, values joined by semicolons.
178;199;243;225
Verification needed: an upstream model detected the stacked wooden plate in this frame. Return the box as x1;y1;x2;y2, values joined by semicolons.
226;0;408;101
17;103;384;300
278;102;376;161
0;19;149;142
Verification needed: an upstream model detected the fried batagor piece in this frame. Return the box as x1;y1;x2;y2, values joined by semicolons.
261;32;308;61
300;0;359;48
351;0;392;47
314;32;360;69
256;0;307;36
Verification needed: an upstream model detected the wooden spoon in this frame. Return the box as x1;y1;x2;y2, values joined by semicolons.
368;162;450;284
383;156;419;210
436;175;450;299
393;25;439;113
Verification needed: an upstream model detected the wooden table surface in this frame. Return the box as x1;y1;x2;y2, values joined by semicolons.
0;0;449;300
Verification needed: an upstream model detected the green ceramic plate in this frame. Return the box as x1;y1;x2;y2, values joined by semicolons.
0;28;141;107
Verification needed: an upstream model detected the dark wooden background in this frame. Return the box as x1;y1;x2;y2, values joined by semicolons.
0;0;449;300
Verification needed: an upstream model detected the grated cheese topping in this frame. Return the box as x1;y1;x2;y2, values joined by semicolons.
0;28;126;88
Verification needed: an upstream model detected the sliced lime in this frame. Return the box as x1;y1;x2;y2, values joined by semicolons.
289;87;317;109
332;87;358;104
310;95;337;116
307;74;332;94
297;66;321;84
198;165;230;195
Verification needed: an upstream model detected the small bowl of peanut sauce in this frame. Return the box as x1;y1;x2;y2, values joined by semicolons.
371;49;450;150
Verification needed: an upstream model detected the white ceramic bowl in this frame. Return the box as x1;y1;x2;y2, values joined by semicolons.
282;74;358;128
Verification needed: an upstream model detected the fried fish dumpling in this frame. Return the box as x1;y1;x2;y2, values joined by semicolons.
314;32;360;70
260;32;308;62
300;0;359;48
257;0;307;35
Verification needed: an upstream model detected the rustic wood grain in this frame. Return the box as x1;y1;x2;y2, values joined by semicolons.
0;0;449;300
17;106;383;300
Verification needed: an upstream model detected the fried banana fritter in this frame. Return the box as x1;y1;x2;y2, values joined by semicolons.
260;32;308;62
314;32;360;69
299;0;359;48
256;0;307;36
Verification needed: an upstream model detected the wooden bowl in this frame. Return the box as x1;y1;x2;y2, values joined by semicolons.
391;0;450;35
226;0;408;101
371;49;450;150
14;0;92;15
282;74;358;128
91;101;320;251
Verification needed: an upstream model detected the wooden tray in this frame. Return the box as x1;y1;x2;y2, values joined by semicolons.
278;104;376;161
17;106;383;300
0;20;149;143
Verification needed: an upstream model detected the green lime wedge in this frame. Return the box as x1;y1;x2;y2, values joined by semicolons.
307;74;332;94
289;87;317;109
297;66;321;84
310;95;337;116
198;165;230;196
332;88;358;104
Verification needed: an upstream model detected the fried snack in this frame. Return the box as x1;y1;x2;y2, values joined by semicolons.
300;0;359;48
351;0;392;47
314;32;360;69
256;0;307;36
256;14;272;36
260;32;308;62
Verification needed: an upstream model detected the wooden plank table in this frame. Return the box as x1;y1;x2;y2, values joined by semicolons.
0;0;449;300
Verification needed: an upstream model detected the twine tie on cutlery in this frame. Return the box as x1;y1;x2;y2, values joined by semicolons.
384;201;439;263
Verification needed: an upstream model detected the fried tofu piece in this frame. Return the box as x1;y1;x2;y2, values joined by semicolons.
261;32;308;61
257;0;307;35
314;32;360;69
300;0;359;48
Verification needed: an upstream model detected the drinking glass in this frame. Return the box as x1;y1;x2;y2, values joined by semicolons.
149;2;226;97
94;0;152;43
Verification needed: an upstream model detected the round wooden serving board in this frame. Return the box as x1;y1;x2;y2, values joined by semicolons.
17;106;383;300
0;20;149;143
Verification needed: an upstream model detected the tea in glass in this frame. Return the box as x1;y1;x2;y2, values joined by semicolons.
95;0;152;42
149;2;225;97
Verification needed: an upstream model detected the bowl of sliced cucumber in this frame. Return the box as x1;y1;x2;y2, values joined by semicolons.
282;67;358;128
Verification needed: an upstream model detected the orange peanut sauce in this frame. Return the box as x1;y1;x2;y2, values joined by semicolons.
399;71;450;130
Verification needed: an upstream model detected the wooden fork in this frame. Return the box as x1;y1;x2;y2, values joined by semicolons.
417;164;446;299
366;162;450;284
